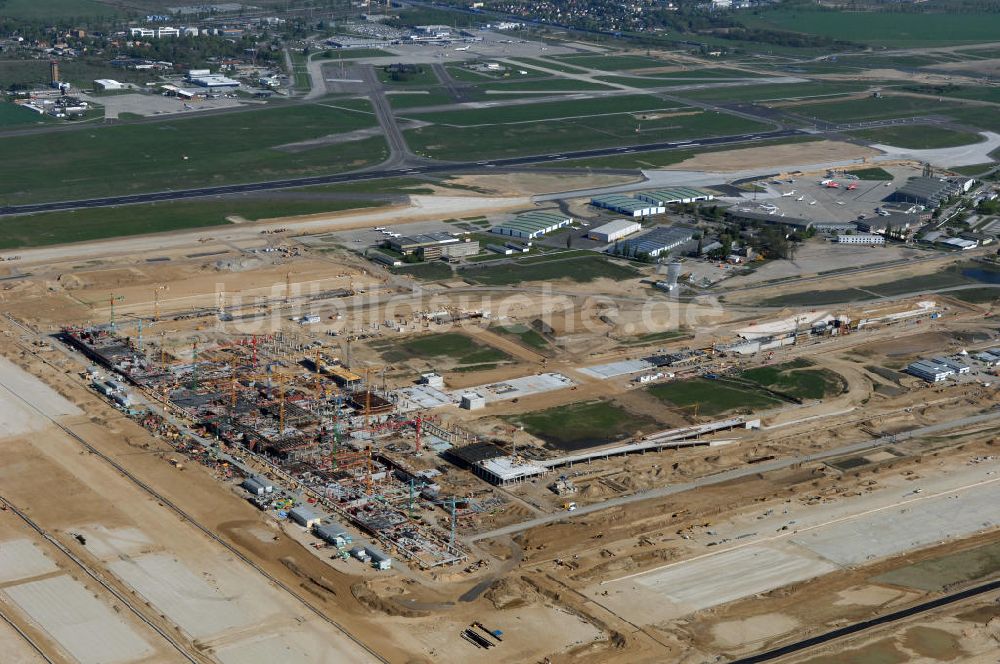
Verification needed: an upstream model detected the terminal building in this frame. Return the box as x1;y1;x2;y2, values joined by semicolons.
590;194;664;218
491;211;572;239
612;225;694;258
725;208;813;232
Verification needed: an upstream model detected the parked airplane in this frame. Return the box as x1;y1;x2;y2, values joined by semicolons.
455;46;470;51
796;196;805;201
781;190;796;197
825;181;840;188
847;183;858;190
809;200;817;205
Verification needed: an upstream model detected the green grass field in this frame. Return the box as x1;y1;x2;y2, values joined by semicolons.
849;125;982;149
741;358;845;400
951;163;998;176
0;197;385;250
595;69;764;88
552;54;668;71
948;287;1000;304
507;399;659;450
292;176;436;195
460;255;640;285
903;85;1000;105
619;329;691;346
289;50;311;92
446;65;550;82
473;78;614;94
387;89;455;109
942;107;1000;133
754;265;997;307
0;103;51;127
0;104;387;206
0;0;120;19
372;332;512;368
0;58;158;90
679;81;874;103
509;57;591;74
840;54;956;69
752;289;877;307
546;136;819;170
874;540;1000;592
402;95;682;126
585;76;689;90
445;66;499;82
741;9;1000;47
407;109;770;160
491;323;550;350
847;167;894;181
646;377;783;417
788;96;968;123
390;261;454;281
377;66;439;86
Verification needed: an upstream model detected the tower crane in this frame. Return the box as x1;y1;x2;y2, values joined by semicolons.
108;293;125;331
152;285;168;321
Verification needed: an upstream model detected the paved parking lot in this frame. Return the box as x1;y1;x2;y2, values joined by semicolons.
82;92;244;119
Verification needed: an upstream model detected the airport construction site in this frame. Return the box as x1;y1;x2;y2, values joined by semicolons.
0;228;999;664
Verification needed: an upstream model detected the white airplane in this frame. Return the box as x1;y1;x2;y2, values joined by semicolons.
455;46;470;51
809;200;817;205
781;190;796;197
795;196;804;201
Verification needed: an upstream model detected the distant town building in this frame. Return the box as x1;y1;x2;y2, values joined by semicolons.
836;234;885;245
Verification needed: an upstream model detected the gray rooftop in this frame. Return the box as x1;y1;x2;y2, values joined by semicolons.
893;177;957;200
618;225;694;255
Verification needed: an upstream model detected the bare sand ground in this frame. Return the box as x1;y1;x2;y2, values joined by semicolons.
669;140;879;173
0;356;80;437
445;171;641;196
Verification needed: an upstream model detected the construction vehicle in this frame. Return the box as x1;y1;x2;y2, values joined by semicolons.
472;621;503;643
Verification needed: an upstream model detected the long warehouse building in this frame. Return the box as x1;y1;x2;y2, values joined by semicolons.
491;211;572;239
588;219;642;243
636;187;715;206
612;225;694;258
590;194;664;218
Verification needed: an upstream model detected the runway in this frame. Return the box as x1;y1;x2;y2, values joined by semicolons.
0;128;806;217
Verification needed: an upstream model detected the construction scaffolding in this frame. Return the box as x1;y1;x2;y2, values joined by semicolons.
61;326;467;568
